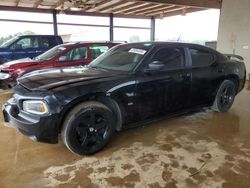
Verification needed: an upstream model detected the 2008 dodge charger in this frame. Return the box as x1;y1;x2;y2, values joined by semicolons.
3;42;246;155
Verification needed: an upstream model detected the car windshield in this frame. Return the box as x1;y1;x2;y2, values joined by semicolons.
35;45;66;61
89;43;153;72
0;37;18;48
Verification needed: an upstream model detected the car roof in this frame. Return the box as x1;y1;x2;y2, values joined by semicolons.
116;41;217;52
61;41;121;47
70;41;121;44
57;41;215;53
124;41;207;48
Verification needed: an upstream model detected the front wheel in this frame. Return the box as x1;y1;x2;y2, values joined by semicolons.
62;101;115;155
211;80;236;112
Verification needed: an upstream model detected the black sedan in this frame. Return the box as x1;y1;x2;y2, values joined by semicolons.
3;42;246;155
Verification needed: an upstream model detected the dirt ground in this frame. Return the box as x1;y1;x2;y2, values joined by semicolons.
0;89;250;188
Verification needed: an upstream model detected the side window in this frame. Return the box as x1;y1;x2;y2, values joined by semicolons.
11;37;38;49
59;47;87;62
190;48;214;67
150;48;184;70
40;37;57;48
90;46;109;59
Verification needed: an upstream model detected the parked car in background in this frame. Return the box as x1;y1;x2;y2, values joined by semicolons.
0;35;63;64
0;42;119;89
3;42;246;155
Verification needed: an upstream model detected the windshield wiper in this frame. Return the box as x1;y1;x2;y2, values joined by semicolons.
89;65;111;71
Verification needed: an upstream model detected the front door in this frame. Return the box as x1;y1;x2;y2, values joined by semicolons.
11;36;39;60
55;46;89;68
188;47;219;106
136;47;191;121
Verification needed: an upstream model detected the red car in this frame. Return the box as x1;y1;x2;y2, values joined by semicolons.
0;42;119;89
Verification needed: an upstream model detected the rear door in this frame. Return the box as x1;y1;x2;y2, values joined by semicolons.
136;46;191;120
39;36;59;55
187;47;219;106
10;36;39;60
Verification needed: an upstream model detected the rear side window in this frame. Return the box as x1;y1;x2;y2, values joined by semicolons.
40;37;58;48
190;48;214;67
90;46;109;59
150;47;184;70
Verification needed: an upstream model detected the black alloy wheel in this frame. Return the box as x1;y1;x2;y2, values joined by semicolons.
212;80;236;112
220;85;234;107
62;101;115;155
75;111;109;148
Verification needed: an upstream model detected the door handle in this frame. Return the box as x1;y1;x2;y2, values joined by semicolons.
176;73;190;81
180;73;191;78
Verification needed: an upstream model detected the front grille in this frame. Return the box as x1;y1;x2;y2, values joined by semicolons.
0;69;10;73
15;83;31;92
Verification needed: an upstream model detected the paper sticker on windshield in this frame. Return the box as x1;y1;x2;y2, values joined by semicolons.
129;48;146;55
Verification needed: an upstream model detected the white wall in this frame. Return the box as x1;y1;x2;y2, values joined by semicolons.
217;0;250;77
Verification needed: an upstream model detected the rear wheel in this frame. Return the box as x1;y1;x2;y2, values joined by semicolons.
212;80;236;112
62;101;115;155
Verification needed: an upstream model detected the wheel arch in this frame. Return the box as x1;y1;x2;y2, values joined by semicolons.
58;92;124;133
225;74;240;92
211;74;240;106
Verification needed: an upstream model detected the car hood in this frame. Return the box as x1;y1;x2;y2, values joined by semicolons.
17;66;118;91
0;58;41;70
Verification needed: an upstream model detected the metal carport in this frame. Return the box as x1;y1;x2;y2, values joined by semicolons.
0;0;221;41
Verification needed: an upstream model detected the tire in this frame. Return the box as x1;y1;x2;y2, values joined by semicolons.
62;101;115;155
212;80;236;112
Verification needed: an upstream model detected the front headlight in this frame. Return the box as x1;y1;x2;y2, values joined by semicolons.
0;72;11;80
23;100;49;115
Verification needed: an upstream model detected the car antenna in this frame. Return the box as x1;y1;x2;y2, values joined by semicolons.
177;35;181;42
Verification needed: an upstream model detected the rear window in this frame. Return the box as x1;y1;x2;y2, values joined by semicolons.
190;48;214;67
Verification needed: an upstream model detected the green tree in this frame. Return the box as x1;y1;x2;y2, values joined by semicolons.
0;31;35;46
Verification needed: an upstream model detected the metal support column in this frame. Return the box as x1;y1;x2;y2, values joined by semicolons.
52;10;58;36
150;17;155;41
109;13;114;41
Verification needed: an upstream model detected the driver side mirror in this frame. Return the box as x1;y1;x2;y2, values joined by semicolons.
144;61;165;72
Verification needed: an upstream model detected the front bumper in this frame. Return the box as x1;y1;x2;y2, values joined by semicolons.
3;100;59;144
0;79;15;89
